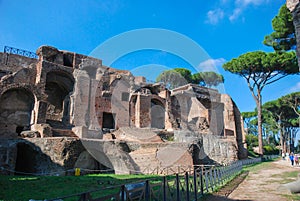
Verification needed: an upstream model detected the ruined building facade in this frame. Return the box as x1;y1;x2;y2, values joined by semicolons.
0;46;247;175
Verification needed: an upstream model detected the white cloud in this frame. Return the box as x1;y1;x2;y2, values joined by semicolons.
230;0;268;21
290;82;300;92
205;0;269;24
235;0;267;6
220;0;232;4
198;58;227;71
229;8;242;22
206;9;224;25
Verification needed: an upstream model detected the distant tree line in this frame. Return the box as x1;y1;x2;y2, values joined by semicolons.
243;92;300;155
156;68;224;89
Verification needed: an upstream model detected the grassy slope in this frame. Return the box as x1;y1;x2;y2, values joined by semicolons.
1;174;163;201
3;159;299;201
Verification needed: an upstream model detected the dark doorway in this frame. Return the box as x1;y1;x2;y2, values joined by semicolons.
151;99;165;129
15;143;37;174
102;112;115;129
16;126;24;136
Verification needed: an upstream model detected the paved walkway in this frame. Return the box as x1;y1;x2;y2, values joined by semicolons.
227;159;300;201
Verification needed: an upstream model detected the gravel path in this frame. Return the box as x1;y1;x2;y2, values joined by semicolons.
204;159;300;201
228;159;300;201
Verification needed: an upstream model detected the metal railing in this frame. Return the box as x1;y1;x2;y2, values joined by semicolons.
44;157;267;201
3;46;38;59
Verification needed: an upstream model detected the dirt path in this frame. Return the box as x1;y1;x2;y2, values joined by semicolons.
228;159;300;201
205;159;300;201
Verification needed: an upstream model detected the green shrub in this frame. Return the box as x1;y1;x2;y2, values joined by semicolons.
263;145;279;155
246;134;258;151
248;150;259;158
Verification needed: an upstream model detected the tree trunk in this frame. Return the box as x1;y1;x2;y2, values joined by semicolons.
285;127;290;153
279;120;285;154
283;135;287;154
257;90;264;155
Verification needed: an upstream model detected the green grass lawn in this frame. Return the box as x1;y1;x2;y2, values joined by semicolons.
242;160;273;173
1;159;282;201
0;174;165;201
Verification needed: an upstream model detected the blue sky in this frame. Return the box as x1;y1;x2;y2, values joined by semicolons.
0;0;299;112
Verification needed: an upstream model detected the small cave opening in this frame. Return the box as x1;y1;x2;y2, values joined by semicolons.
15;143;38;175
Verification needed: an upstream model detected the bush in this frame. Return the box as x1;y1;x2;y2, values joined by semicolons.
248;150;259;158
263;145;279;155
246;134;258;151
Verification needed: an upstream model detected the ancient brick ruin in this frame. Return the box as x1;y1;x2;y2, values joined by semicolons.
0;46;247;175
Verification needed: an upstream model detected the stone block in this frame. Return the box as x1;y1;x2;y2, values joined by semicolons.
32;124;52;138
72;126;88;138
20;130;41;138
287;0;299;12
74;151;98;170
72;126;102;139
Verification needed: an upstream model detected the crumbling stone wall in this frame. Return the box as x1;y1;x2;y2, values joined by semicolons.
0;53;39;138
222;94;247;159
174;130;238;164
0;138;85;175
171;84;225;135
95;70;133;130
0;45;248;175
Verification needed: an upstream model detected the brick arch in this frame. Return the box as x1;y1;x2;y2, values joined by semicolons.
150;95;165;107
45;70;74;123
43;64;74;75
45;70;75;92
0;87;36;137
0;84;40;101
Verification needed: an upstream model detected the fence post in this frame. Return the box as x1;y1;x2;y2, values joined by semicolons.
185;172;190;201
204;170;209;193
79;193;89;201
193;170;198;201
213;168;217;187
176;174;180;201
120;185;125;201
163;176;167;201
215;167;220;185
200;167;204;196
145;180;150;201
209;168;214;192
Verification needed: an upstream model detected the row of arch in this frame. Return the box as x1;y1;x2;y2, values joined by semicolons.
0;70;170;136
0;70;74;136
